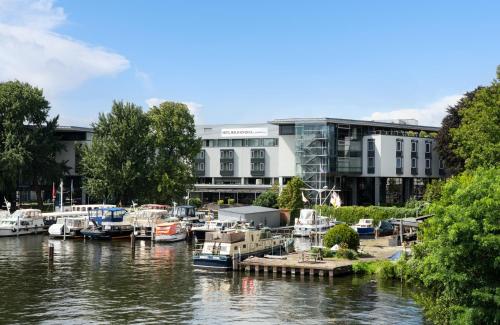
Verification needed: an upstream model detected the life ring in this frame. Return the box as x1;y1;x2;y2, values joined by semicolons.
11;227;17;232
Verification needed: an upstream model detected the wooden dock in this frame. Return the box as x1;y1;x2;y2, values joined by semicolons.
238;237;403;278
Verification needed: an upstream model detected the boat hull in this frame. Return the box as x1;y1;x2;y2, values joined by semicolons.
193;245;286;271
155;232;187;243
353;227;375;235
81;229;133;240
0;227;44;237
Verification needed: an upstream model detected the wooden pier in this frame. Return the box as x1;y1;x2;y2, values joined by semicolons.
238;237;403;278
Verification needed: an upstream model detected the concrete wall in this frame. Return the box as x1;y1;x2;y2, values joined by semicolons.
278;134;296;177
218;210;281;228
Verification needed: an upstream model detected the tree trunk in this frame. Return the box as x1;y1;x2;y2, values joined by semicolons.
35;185;43;210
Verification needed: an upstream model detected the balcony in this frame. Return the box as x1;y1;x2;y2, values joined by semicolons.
425;168;432;176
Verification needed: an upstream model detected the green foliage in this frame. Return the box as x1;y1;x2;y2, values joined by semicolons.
419;130;429;138
409;168;500;324
147;101;201;203
335;247;358;260
278;177;305;217
323;224;360;251
451;77;500;170
227;198;235;205
319;205;418;225
253;188;279;208
0;81;67;207
352;260;406;280
189;197;202;208
423;179;445;203
81;101;151;204
407;130;417;137
217;199;224;205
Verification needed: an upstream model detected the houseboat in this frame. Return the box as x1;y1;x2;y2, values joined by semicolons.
351;219;375;235
293;209;336;237
81;207;133;240
191;220;237;243
47;211;89;238
193;227;290;271
154;222;187;242
0;209;45;237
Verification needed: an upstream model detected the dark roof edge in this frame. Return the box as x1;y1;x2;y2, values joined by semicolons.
269;118;440;131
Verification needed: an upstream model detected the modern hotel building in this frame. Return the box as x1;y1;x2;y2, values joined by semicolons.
193;118;443;206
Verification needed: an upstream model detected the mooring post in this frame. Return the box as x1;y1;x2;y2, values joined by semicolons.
63;217;67;241
48;243;54;263
131;233;136;258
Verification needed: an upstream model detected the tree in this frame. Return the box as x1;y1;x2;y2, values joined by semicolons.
81;101;151;204
147;101;201;204
409;168;500;324
0;81;67;208
422;179;445;203
278;177;305;217
451;77;499;170
323;224;360;250
253;184;279;208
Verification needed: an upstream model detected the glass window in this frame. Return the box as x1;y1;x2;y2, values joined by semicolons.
260;150;265;158
251;163;255;171
368;157;374;168
411;140;418;152
263;138;275;146
246;138;259;147
279;124;295;135
218;139;230;147
229;163;233;171
232;139;243;147
367;139;375;151
411;158;417;168
396;157;402;168
260;163;265;171
439;159;445;169
426;159;431;169
425;142;431;153
396;139;403;152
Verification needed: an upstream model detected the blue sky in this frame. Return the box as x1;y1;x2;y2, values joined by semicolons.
1;0;499;126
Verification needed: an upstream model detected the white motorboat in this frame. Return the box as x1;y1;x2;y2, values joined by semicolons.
0;209;45;237
47;211;89;238
351;219;375;235
293;209;336;237
127;208;172;239
154;222;187;242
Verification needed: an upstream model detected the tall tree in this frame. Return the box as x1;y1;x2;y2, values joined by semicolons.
0;81;66;208
81;101;151;204
278;177;305;217
147;102;201;204
451;76;500;170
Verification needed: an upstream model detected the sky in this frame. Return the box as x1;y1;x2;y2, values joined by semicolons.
0;0;499;127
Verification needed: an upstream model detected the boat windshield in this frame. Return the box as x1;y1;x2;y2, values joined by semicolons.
11;210;25;218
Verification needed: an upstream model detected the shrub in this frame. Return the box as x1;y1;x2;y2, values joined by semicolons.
323;224;360;251
318;205;418;225
227;198;235;205
253;190;278;208
336;248;358;260
217;199;224;205
190;197;202;208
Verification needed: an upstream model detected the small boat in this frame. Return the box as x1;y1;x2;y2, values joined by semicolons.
81;207;133;240
127;208;171;239
293;209;336;237
193;227;291;271
191;220;237;243
154;222;187;242
0;209;45;237
351;219;375;235
47;211;89;238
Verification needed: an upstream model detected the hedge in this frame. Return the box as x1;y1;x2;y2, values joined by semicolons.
316;205;418;225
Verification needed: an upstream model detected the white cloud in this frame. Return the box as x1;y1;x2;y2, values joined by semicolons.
363;95;463;126
0;0;129;97
146;98;203;123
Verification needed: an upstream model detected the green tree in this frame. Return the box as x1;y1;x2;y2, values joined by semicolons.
0;81;67;208
422;179;445;203
278;177;305;217
409;168;500;324
451;76;499;170
147;101;201;204
253;184;279;208
81;101;151;204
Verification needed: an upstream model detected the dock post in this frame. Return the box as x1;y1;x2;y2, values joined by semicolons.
63;217;67;241
245;265;250;273
282;267;287;276
399;218;403;245
255;265;259;274
131;233;136;258
273;266;277;274
48;243;54;263
329;270;334;278
319;270;324;277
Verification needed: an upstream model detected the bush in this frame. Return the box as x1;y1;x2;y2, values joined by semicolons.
217;199;224;205
336;247;358;260
227;198;235;205
323;224;360;251
319;205;418;225
190;197;202;208
253;190;278;208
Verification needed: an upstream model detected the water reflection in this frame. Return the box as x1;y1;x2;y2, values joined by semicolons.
0;236;423;324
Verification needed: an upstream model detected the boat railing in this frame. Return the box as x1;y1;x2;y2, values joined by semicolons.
193;243;204;256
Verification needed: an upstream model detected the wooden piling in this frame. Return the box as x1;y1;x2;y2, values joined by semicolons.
48;244;54;263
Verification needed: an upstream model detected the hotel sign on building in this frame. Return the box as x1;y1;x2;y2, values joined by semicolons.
221;128;268;137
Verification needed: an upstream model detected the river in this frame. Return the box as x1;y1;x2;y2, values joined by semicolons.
0;235;423;324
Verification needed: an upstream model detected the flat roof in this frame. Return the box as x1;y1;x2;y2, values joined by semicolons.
270;118;440;132
56;126;94;132
219;205;279;214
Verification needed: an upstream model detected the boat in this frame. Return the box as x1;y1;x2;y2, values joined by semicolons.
351;219;375;235
47;211;89;238
191;220;237;243
293;209;336;237
127;208;172;239
193;226;290;271
0;209;45;237
81;207;133;240
154;222;187;242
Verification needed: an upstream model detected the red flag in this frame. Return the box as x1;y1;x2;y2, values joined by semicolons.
52;182;56;201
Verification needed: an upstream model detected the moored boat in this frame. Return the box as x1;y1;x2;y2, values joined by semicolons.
351;219;375;235
191;220;237;243
127;208;172;239
193;227;290;271
0;209;45;237
81;207;133;240
293;209;336;237
154;222;187;242
47;211;89;238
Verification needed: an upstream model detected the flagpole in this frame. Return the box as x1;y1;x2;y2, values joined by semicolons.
60;179;64;212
